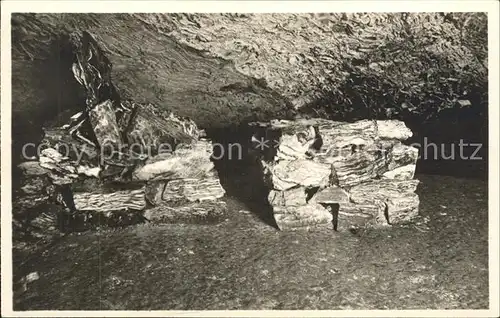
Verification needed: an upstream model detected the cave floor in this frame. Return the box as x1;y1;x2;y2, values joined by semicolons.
12;174;489;310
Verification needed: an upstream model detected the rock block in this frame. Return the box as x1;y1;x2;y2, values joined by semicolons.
349;179;420;224
145;174;225;205
251;118;420;231
132;140;216;181
267;159;331;191
337;204;377;231
73;188;147;212
268;187;308;207
273;203;334;231
329;150;386;187
311;186;349;204
123;101;200;152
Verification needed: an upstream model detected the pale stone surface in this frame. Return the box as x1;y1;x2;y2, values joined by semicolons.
349;179;419;203
330;151;386;187
179;178;225;202
387;143;419;170
386;193;420;224
337;209;376;231
377;120;413;140
276;133;316;161
17;161;50;176
39;148;79;184
311;186;349;204
268;187;308;207
145;175;225;205
76;166;101;178
382;164;417;180
270;159;331;191
38;147;102;182
88;100;123;150
273;203;334;231
317;120;377;151
132;141;215;181
338;201;388;228
123;101;200;152
73;189;146;212
349;179;420;224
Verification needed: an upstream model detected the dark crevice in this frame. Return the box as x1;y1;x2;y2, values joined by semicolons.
205;124;278;229
320;203;340;231
383;203;390;225
249;124;283;163
305;187;320;203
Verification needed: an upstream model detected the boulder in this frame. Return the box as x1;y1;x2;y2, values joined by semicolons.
349;179;420;225
251;118;420;231
145;173;225;205
273;203;334;231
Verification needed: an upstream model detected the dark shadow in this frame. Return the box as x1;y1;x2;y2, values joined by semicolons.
405;105;488;180
330;204;340;231
384;204;390;225
301;92;488;181
305;186;320;202
11;33;86;165
205;125;279;229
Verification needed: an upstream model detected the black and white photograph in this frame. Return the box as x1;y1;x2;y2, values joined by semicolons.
1;1;499;316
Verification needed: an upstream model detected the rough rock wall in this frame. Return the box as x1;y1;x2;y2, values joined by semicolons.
146;13;487;114
251;119;420;231
11;13;487;161
11;13;295;158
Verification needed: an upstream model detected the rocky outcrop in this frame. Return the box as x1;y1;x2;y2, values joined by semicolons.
251;118;420;231
11;13;295;160
12;31;228;236
11;13;487;163
13;15;452;236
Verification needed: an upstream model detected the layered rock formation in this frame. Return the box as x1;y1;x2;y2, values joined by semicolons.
11;13;295;161
136;141;226;224
13;31;227;235
12;24;426;237
251;119;420;231
12;13;486;141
